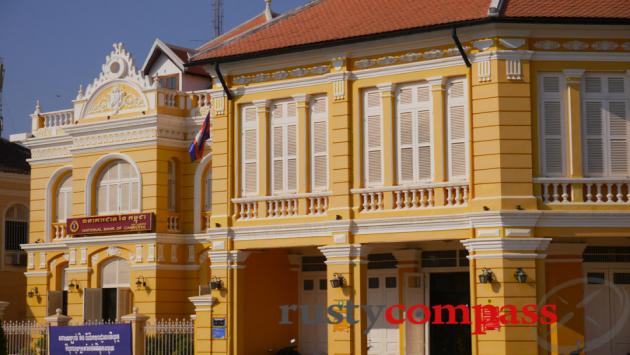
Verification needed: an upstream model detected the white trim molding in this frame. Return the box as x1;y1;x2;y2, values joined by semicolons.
45;166;73;242
193;153;213;233
461;237;552;260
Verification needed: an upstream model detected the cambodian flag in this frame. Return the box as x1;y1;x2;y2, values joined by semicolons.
189;113;211;162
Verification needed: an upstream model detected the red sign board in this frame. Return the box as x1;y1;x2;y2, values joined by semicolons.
66;213;154;236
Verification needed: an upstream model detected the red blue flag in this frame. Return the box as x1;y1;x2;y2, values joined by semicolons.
189;113;211;162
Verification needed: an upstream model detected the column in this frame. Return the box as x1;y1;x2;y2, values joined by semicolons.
209;90;232;228
44;308;72;326
328;70;353;219
121;307;150;355
563;69;585;202
544;243;587;355
189;295;216;355
294;94;310;214
207;250;250;355
429;76;447;206
319;244;368;355
461;237;551;355
254;100;270;217
378;83;395;209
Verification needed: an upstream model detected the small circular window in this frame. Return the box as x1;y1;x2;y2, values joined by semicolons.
110;61;121;74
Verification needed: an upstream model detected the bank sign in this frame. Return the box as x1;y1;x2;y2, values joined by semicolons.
66;213;154;236
49;324;132;354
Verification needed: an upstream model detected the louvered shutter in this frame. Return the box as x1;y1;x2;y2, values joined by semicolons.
271;101;298;193
311;96;328;191
242;106;258;195
583;75;628;177
364;90;383;186
447;79;467;180
204;171;212;211
396;84;432;184
540;75;564;176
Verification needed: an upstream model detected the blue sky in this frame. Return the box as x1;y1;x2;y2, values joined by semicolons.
0;0;309;137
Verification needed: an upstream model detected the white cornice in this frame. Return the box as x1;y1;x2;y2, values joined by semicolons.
21;233;197;251
461;238;552;252
532;51;630;62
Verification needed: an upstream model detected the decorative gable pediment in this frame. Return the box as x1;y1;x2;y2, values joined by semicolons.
77;43;157;119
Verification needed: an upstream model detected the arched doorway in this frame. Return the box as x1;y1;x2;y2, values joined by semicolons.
84;257;132;322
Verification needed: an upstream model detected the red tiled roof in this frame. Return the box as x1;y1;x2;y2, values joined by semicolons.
196;13;270;53
503;0;630;19
189;0;630;64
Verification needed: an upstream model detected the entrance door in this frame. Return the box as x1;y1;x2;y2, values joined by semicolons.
585;269;630;355
300;273;328;355
367;271;400;355
429;272;471;355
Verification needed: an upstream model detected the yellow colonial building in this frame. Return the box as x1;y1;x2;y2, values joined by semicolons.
16;0;630;354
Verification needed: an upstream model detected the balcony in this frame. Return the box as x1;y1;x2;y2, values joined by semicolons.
536;178;630;204
52;222;70;241
231;192;331;220
166;213;181;232
33;109;74;138
351;182;469;212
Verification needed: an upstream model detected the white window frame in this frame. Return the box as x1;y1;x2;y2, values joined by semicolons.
363;89;384;187
241;105;258;196
582;72;630;177
270;100;298;194
96;161;140;215
446;77;469;182
538;73;566;177
56;174;73;222
396;82;434;185
310;95;329;192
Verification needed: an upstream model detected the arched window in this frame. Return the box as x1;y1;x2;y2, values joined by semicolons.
56;175;72;222
4;204;28;252
204;168;212;212
101;257;130;288
167;160;177;212
96;161;139;215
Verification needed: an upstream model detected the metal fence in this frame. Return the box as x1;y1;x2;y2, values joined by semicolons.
145;319;194;355
2;320;47;355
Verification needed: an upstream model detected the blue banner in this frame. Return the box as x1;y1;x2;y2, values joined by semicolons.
49;324;132;354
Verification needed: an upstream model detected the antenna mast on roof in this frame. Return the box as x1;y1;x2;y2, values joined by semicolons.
212;0;224;38
0;57;4;137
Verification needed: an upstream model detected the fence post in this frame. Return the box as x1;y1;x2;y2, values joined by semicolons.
44;308;72;327
0;301;8;320
121;307;149;355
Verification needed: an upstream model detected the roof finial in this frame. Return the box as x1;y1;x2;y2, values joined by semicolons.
264;0;273;21
34;99;41;115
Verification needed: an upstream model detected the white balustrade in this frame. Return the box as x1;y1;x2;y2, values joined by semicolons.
444;184;469;206
352;182;469;212
394;187;433;209
52;222;69;240
167;215;180;232
307;194;329;215
266;198;299;217
536;178;630;204
234;200;258;219
43;109;74;128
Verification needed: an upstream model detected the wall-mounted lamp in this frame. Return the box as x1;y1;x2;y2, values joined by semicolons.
210;277;223;290
330;273;345;289
135;276;147;289
27;287;39;298
67;279;80;292
478;268;494;284
514;268;528;283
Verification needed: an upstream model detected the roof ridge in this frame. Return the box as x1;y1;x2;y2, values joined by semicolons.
195;12;268;52
193;0;324;59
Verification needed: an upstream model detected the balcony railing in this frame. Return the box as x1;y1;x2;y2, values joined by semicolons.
34;109;74;137
167;214;181;232
352;182;469;212
536;178;630;204
52;222;70;241
232;192;332;220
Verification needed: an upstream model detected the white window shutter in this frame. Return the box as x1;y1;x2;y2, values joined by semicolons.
57;175;72;222
583;74;628;177
271;100;298;194
447;78;467;181
364;90;383;186
204;171;212;211
396;82;433;185
539;74;564;176
608;101;628;175
242;106;258;195
311;96;328;191
167;160;176;211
